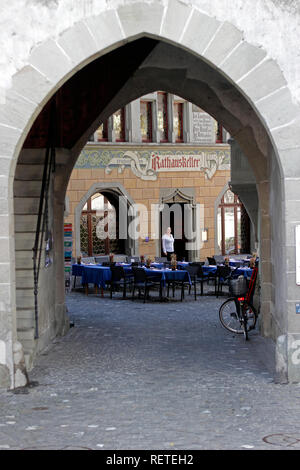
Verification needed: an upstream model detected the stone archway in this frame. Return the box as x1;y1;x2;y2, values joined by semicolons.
0;1;299;387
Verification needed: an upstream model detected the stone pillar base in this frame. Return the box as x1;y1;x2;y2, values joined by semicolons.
276;334;300;384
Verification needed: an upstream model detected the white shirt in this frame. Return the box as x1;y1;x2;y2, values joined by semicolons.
162;233;174;253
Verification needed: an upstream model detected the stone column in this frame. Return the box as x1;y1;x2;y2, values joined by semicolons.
229;138;259;244
0;162;16;387
107;116;114;142
128;99;142;143
183;102;192;143
152;97;159;143
167;94;174;143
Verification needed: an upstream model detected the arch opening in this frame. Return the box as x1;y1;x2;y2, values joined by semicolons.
9;31;291;384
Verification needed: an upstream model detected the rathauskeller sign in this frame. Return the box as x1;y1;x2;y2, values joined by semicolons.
105;150;230;180
151;153;221;173
76;146;230;181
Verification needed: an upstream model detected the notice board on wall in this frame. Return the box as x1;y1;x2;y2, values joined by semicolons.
64;223;72;274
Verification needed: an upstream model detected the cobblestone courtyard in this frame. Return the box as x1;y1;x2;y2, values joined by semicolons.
1;287;300;450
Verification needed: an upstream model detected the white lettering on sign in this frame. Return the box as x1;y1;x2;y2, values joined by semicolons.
105;150;229;181
296;225;300;285
193;111;215;144
151;153;223;179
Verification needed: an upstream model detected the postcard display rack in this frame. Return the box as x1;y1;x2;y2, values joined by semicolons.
64;223;72;291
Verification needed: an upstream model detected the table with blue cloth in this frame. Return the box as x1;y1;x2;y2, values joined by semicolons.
200;265;253;296
72;263;93;289
77;264;191;299
144;267;191;286
144;267;191;300
80;265;133;296
229;258;251;267
233;266;253;279
202;265;218;275
202;264;253;279
72;263;85;276
82;265;111;289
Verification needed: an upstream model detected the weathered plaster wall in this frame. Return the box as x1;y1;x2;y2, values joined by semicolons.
1;0;300;107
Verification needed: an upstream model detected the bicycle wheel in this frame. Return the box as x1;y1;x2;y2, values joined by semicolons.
219;298;244;334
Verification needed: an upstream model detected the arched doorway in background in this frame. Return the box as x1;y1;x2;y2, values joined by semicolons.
217;188;251;256
80;192;123;257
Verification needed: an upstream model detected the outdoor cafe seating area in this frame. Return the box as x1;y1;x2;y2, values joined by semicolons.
71;254;255;302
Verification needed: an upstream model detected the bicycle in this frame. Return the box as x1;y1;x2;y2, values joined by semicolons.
219;262;258;340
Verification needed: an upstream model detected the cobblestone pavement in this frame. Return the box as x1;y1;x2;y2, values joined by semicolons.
1;285;300;451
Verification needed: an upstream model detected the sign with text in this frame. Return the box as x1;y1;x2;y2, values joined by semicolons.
192;111;215;144
78;146;230;181
105;150;228;180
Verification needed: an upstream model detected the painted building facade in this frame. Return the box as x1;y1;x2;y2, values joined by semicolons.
65;93;248;262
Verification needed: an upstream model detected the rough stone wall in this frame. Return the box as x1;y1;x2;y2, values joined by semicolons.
1;0;300;106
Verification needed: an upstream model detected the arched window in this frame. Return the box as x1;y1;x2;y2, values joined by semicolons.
217;189;250;255
80;193;120;256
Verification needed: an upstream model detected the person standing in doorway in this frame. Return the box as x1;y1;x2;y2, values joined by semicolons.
162;227;175;261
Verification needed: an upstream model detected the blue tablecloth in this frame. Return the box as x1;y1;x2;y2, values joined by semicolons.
72;263;85;276
229;258;251;267
202;265;217;275
229;260;242;267
73;263;250;289
81;266;111;288
233;267;253;279
80;265;191;289
81;265;133;288
144;268;191;286
202;265;253;279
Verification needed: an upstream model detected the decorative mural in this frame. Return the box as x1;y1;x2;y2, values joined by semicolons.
75;145;230;181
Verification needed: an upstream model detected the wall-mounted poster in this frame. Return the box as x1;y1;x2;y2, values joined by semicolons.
64;223;72;273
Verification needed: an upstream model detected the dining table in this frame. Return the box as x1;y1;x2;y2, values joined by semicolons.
72;262;251;298
202;264;253;279
72;263;191;298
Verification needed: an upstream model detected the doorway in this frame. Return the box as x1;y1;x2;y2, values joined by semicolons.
160;202;187;261
80;192;124;257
